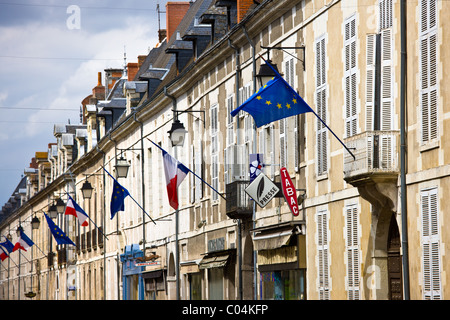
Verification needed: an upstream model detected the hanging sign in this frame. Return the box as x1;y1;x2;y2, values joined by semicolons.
280;167;299;216
245;172;279;208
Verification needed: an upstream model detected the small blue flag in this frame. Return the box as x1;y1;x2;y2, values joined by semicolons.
230;73;313;127
44;212;76;246
110;179;130;219
0;237;15;253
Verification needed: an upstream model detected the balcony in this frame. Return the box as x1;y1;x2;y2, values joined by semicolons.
226;181;253;220
344;131;400;212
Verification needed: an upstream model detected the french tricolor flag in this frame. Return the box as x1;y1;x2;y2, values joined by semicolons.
65;195;89;227
0;246;8;261
163;150;189;210
13;230;34;252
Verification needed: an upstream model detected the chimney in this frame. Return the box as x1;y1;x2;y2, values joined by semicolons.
158;29;167;43
166;2;191;41
127;62;139;81
138;55;146;69
92;71;105;100
237;0;254;22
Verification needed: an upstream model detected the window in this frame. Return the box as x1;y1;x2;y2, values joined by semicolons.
345;204;360;300
317;209;330;299
420;0;438;143
344;16;358;137
365;33;377;132
211;104;219;201
421;187;441;299
227;95;234;146
316;36;327;176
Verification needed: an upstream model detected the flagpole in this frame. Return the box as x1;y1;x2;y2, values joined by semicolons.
147;138;227;200
103;168;156;225
257;54;356;160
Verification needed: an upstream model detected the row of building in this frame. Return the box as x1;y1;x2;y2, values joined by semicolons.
0;0;448;300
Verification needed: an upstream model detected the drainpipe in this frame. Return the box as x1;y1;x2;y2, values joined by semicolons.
133;113;146;258
400;0;410;300
242;24;258;300
108;133;121;300
164;86;180;301
96;145;107;300
228;38;242;300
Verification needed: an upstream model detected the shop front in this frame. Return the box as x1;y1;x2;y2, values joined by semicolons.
120;244;144;300
252;222;306;300
198;248;236;300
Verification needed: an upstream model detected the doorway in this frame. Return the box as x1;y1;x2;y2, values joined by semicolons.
387;214;402;300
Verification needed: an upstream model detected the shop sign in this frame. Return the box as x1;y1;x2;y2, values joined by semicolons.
245;172;279;208
135;254;160;267
280;167;299;216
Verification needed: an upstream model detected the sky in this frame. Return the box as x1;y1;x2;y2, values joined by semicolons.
0;0;172;206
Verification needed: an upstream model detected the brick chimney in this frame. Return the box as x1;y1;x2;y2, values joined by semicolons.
138;55;146;69
92;72;105;100
127;62;139;81
166;2;191;41
237;0;254;22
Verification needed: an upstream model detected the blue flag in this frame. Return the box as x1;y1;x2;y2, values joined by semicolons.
230;73;313;127
44;212;76;246
110;179;130;219
0;237;15;253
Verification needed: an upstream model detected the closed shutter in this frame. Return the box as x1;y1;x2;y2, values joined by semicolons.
421;187;441;300
195;137;203;201
420;0;438;143
345;16;358;137
317;210;330;300
210;104;218;201
279;118;287;168
316;36;327;176
227;95;234;146
346;204;360;300
366;34;377;132
282;57;295;170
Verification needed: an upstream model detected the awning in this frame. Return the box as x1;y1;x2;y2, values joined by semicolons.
252;227;296;251
198;254;230;270
141;269;165;279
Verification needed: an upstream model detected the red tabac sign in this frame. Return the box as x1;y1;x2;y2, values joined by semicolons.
280;167;299;216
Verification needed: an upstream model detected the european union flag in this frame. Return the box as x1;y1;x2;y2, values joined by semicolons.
44;212;76;246
0;237;15;253
230;73;313;127
110;179;130;219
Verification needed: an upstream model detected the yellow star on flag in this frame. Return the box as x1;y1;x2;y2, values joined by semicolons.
277;103;282;109
265;100;271;106
286;103;291;109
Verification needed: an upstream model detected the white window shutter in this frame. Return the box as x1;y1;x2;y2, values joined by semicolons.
195;143;203;201
346;204;360;300
420;0;438;143
380;28;393;131
365;34;377;131
316;37;327;176
421;187;441;299
344;17;358;137
317;210;330;300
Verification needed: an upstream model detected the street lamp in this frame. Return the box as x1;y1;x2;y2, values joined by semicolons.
81;180;94;199
168;119;187;147
31;215;40;230
56;198;66;214
48;204;58;219
115;155;130;178
256;58;280;87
